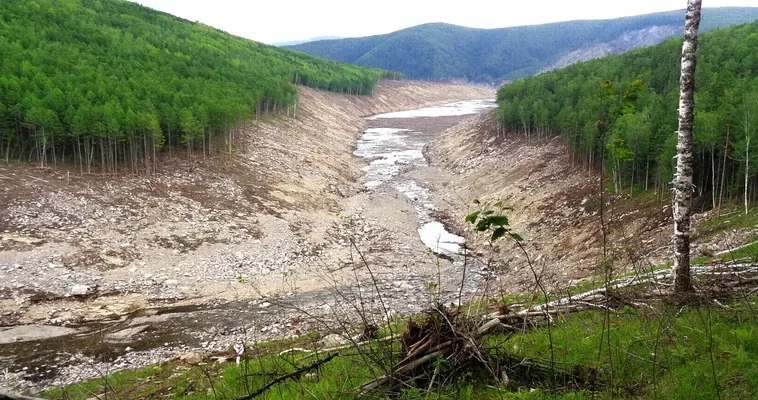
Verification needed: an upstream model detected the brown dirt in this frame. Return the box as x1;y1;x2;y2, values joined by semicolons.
423;110;679;292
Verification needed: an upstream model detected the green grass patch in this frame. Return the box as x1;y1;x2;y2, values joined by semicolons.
493;301;758;399
693;208;758;241
694;240;758;265
44;297;757;399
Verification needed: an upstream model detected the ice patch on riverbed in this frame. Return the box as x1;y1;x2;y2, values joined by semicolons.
366;99;496;120
419;222;465;254
396;181;466;254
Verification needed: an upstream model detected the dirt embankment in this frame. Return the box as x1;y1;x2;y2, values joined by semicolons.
424;110;678;292
0;81;494;326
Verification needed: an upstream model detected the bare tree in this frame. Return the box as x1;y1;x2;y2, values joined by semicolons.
673;0;703;293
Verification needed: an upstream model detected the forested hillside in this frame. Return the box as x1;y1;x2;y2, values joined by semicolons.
496;21;758;207
0;0;399;173
286;8;758;82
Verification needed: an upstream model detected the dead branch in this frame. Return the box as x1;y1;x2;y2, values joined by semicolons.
230;352;339;400
358;312;515;396
278;334;399;359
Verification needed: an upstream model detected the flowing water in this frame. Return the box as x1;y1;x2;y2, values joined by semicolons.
356;99;496;254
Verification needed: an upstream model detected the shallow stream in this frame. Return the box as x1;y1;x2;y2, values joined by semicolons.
356;99;496;254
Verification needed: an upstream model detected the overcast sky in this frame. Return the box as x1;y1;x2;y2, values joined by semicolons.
128;0;756;44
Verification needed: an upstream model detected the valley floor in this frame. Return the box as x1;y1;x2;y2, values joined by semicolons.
0;81;494;390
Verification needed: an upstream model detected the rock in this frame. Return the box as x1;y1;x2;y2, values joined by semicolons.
258;302;272;308
2;234;45;245
100;254;127;267
71;284;90;296
180;352;203;365
319;333;348;347
104;325;150;342
163;279;179;286
0;325;80;344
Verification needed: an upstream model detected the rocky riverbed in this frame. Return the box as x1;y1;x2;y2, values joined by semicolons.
0;83;497;393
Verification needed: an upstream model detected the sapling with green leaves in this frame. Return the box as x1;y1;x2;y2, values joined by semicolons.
464;200;523;243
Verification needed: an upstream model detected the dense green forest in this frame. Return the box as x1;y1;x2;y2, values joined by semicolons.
496;21;758;208
0;0;400;173
286;8;758;82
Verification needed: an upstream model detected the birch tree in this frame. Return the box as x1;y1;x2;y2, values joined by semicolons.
673;0;703;293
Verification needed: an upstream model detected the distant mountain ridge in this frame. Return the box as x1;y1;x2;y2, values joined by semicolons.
272;36;344;47
539;25;681;73
285;7;758;82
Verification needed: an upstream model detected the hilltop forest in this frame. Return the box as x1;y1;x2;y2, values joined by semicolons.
0;0;400;173
286;8;758;82
496;21;758;208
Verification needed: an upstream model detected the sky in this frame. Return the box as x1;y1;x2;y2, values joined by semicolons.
128;0;757;44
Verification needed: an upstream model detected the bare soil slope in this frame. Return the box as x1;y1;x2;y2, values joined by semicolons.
425;110;677;292
0;81;493;325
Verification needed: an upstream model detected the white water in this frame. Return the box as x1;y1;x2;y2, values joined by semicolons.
356;100;495;254
365;99;496;120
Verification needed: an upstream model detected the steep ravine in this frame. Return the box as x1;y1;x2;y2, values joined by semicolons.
0;81;494;326
0;81;494;391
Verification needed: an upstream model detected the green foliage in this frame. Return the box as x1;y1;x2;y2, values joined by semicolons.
497;21;758;201
45;297;758;399
500;303;758;399
286;8;758;82
465;200;522;242
0;0;400;171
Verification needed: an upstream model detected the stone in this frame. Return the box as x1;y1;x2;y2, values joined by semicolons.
180;352;203;365
71;284;90;296
104;325;150;342
163;279;179;286
100;254;127;267
319;333;348;347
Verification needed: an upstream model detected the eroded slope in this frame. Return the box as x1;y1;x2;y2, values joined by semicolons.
0;81;494;325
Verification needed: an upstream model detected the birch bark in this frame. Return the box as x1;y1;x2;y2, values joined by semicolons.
673;0;702;293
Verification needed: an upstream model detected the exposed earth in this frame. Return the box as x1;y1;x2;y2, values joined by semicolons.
1;81;754;393
0;81;496;391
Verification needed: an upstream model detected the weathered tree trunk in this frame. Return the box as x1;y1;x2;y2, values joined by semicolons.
745;135;750;215
673;0;702;294
718;125;730;215
711;145;716;209
745;106;753;215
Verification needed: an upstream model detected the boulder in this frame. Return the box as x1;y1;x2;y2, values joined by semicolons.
180;352;203;365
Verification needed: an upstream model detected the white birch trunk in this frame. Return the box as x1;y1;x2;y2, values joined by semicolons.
745;106;754;215
673;0;702;293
